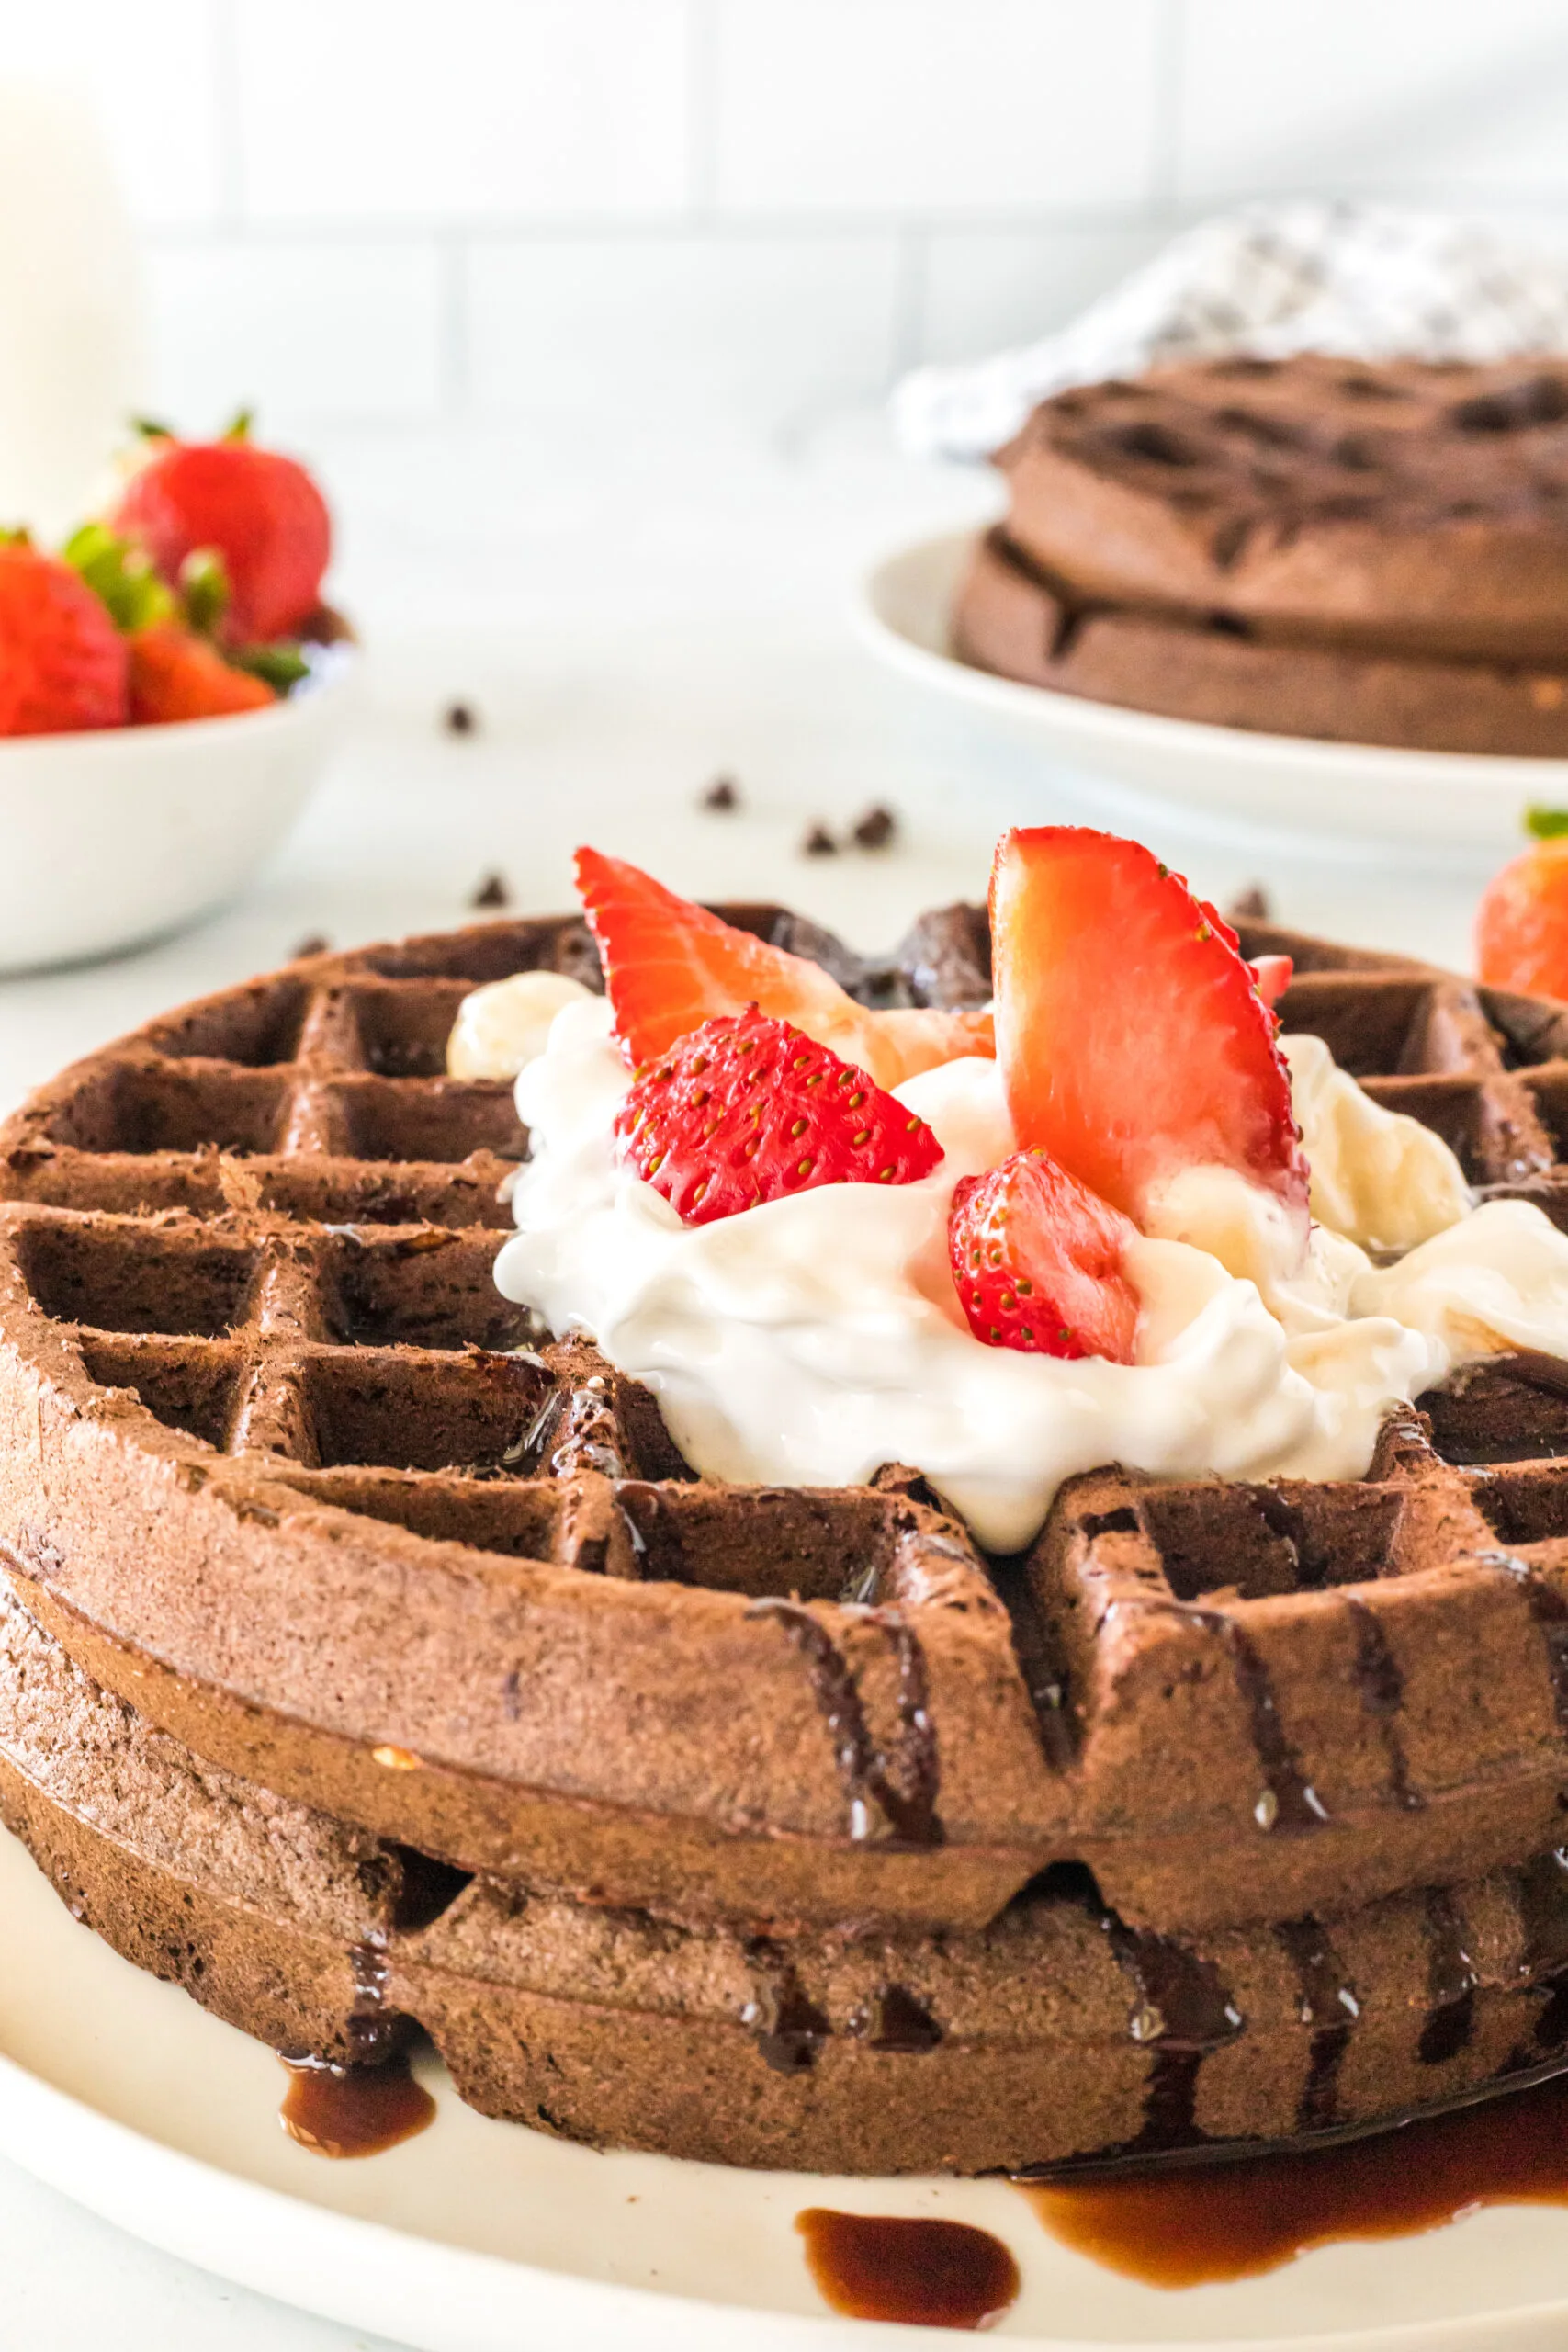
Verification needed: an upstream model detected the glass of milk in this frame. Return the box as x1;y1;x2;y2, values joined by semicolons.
0;76;144;537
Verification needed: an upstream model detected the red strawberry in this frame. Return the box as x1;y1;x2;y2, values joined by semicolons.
1249;953;1293;1008
949;1148;1140;1362
576;847;994;1091
0;540;128;736
990;827;1307;1226
1476;814;1568;1000
111;419;330;643
615;1007;942;1226
127;624;276;725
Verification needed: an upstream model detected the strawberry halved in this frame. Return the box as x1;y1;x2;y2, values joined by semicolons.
615;1007;942;1225
576;847;993;1091
990;827;1307;1225
949;1148;1140;1362
1249;953;1293;1009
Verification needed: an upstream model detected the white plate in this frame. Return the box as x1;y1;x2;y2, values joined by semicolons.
853;533;1568;865
6;1829;1568;2351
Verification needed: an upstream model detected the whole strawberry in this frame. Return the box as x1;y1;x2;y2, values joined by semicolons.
615;1007;942;1225
1476;811;1568;1001
110;415;331;644
949;1148;1140;1363
0;538;129;736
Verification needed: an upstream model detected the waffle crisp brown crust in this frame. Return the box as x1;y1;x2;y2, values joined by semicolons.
953;527;1568;756
10;908;1568;2168
959;355;1568;749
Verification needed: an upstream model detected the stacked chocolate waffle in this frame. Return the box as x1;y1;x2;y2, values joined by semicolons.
955;355;1568;752
8;909;1568;2174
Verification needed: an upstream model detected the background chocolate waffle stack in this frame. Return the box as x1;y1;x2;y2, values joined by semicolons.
10;911;1568;2172
954;355;1568;752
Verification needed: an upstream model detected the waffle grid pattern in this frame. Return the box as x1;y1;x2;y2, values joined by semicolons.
6;910;1568;1939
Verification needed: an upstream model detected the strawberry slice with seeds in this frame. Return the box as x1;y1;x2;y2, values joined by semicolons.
1249;953;1293;1008
990;827;1307;1226
576;846;993;1090
615;1007;942;1225
949;1148;1140;1362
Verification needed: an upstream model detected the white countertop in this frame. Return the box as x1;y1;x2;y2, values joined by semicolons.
0;422;1498;2346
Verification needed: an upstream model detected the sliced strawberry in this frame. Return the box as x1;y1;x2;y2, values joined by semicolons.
990;827;1307;1225
1249;953;1293;1009
615;1007;942;1226
949;1148;1140;1362
575;847;993;1089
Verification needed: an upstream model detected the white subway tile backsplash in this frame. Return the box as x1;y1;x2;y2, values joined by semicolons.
1179;0;1568;206
233;0;692;222
919;226;1170;366
146;240;445;426
0;0;224;228
467;234;900;436
712;0;1166;216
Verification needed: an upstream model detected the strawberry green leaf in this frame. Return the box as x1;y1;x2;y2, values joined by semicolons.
228;640;310;693
62;522;175;632
177;545;231;636
1527;806;1568;842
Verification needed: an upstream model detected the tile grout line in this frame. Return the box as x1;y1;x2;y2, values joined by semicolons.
208;0;247;232
684;0;721;224
1147;0;1187;219
435;230;471;421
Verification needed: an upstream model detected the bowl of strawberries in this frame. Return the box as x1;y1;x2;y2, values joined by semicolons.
0;413;355;975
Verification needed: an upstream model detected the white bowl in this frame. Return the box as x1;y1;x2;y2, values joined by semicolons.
0;646;356;975
854;531;1568;865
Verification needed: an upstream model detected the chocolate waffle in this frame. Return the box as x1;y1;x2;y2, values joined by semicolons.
993;355;1568;663
954;526;1568;755
10;908;1568;2169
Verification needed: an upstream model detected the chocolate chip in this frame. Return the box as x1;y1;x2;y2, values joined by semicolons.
1227;885;1271;922
444;702;478;736
471;872;511;910
291;933;331;959
701;775;740;811
801;823;838;857
851;804;897;850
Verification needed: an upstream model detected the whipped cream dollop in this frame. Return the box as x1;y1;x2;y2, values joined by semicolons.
492;996;1568;1553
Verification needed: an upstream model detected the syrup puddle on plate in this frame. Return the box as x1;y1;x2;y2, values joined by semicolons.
796;2210;1020;2330
278;2053;435;2159
1019;2069;1568;2288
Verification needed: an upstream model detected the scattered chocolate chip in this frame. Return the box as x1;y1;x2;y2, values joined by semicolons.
851;804;897;850
444;701;478;736
1227;884;1272;922
471;872;511;910
701;775;740;811
801;822;839;857
291;933;331;959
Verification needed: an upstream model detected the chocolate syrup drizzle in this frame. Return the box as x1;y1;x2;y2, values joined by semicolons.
1418;1887;1478;2065
747;1598;942;1845
1475;1548;1568;1731
1275;1915;1359;2132
1341;1593;1422;1811
1101;1915;1245;2153
615;1479;688;1577
742;1947;831;2075
1177;1603;1328;1833
1517;1847;1568;2052
859;1983;943;2053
